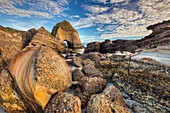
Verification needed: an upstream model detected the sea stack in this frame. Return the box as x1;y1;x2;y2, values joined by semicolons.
51;20;84;49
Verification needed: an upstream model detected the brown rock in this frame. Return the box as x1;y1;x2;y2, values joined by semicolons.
29;27;65;54
75;77;107;108
8;46;72;112
72;57;83;67
83;58;95;66
0;29;23;65
51;20;84;49
85;42;100;53
44;92;81;113
72;69;85;81
0;68;27;112
22;28;37;48
82;65;104;78
86;85;130;113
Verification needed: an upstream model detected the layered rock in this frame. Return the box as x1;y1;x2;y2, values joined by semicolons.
51;20;84;49
86;85;130;113
22;28;37;48
29;27;65;54
75;77;107;108
44;92;81;113
7;46;72;112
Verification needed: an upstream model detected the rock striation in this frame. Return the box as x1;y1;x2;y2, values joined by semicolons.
4;46;72;112
85;20;170;53
51;20;84;49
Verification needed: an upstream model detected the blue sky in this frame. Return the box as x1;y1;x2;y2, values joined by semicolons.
0;0;170;43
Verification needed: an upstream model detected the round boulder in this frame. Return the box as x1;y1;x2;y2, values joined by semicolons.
72;69;85;81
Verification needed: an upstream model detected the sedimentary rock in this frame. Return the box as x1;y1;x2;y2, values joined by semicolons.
85;42;100;53
29;27;65;54
51;20;84;49
75;77;107;108
83;58;95;66
79;52;103;62
72;57;83;67
22;28;37;48
86;85;130;113
7;46;72;112
44;92;81;113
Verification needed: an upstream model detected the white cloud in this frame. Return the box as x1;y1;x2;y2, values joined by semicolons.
0;0;69;18
83;5;109;14
76;0;170;39
71;15;80;18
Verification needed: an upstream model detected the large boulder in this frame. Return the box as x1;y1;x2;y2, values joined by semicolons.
29;27;65;54
44;92;81;113
8;46;72;112
85;42;100;53
51;20;84;49
72;69;85;81
22;28;37;48
86;85;130;113
75;77;107;108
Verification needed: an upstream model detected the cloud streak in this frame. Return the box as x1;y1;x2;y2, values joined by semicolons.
75;0;170;39
0;0;69;18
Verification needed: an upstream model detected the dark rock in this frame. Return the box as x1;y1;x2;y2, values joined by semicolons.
82;65;104;78
72;69;85;81
22;28;37;48
51;20;84;49
75;77;107;108
79;52;103;62
85;42;100;53
44;92;81;113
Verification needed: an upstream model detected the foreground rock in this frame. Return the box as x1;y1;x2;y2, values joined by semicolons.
87;85;130;113
72;69;85;81
7;46;72;112
44;92;81;113
51;20;84;49
0;68;27;112
29;27;65;54
75;77;107;108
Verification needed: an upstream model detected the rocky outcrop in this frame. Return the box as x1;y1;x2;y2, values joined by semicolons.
75;77;107;108
51;20;84;49
44;92;81;113
0;29;23;65
22;28;37;48
86;85;130;113
7;46;72;112
29;27;65;54
85;20;170;53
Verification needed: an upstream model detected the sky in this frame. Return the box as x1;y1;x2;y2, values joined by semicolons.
0;0;170;43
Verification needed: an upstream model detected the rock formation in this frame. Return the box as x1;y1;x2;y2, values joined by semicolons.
3;46;72;112
51;20;84;49
0;27;23;66
85;20;170;53
22;28;37;48
29;27;65;54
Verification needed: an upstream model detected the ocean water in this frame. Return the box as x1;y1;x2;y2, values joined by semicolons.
133;51;170;66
